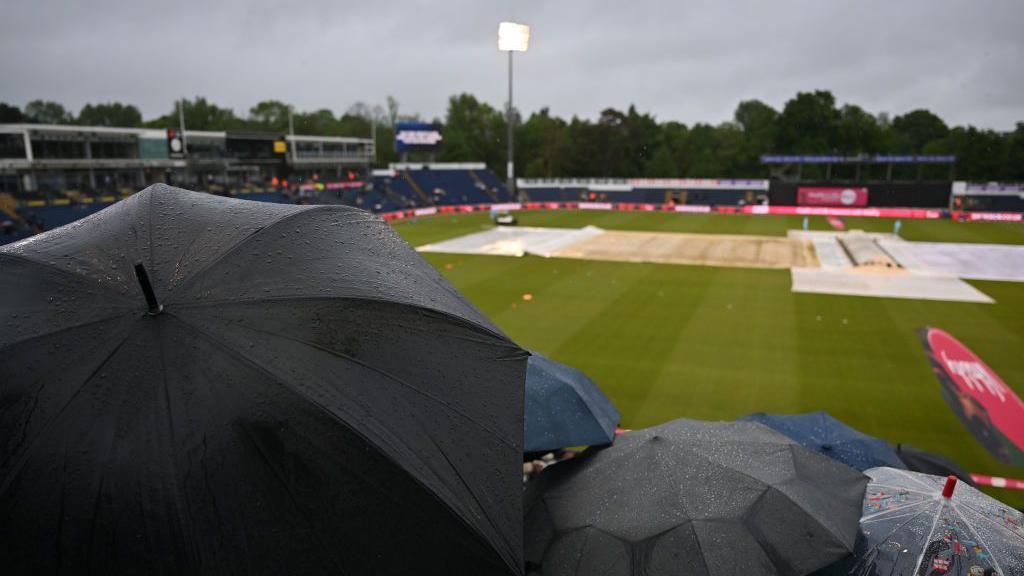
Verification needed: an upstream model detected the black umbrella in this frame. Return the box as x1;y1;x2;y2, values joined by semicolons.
525;418;869;576
0;185;528;575
893;443;978;488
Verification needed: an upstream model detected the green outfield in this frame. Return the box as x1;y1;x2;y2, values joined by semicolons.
393;211;1024;505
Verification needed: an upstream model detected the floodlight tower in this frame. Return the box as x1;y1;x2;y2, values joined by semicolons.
498;21;529;200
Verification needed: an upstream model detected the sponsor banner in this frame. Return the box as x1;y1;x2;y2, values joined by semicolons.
960;211;1023;222
413;207;438;217
298;181;364;192
746;205;942;219
625;203;659;211
919;327;1024;466
798;187;869;207
325;181;364;190
971;474;1024;491
375;202;992;221
489;203;523;211
630;178;770;191
611;203;658;212
674;205;712;213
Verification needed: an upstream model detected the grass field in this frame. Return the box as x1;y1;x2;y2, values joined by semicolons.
393;211;1024;506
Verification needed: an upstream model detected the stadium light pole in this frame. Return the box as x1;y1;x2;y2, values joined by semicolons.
498;21;529;200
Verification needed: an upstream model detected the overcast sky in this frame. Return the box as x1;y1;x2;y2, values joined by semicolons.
2;0;1022;130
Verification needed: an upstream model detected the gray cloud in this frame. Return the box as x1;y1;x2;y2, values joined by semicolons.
1;0;1022;129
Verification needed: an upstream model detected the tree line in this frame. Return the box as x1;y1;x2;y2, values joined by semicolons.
2;91;1022;181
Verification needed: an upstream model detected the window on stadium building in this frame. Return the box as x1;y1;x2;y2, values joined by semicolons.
0;134;27;159
32;137;86;160
90;138;138;159
185;138;226;159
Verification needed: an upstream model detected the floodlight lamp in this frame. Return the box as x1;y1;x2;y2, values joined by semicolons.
498;22;530;52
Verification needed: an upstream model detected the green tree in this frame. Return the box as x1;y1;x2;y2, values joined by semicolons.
733;100;778;175
248;100;291;132
892;109;948;152
518;107;571;177
925;126;1007;181
77;102;143;127
144;97;245;131
644;145;677;177
438;93;506;172
836;104;882;154
775;90;840;153
0;102;24;123
24;100;73;124
295;109;342;136
1005;123;1024;181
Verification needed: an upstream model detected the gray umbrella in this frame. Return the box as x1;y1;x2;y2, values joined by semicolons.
525;418;869;576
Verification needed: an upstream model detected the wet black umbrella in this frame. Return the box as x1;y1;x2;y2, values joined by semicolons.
0;185;528;575
894;443;978;488
525;418;869;576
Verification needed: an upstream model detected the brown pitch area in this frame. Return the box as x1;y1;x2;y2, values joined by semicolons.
551;230;819;269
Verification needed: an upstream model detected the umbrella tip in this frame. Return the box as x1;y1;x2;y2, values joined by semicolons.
941;475;958;499
133;262;163;315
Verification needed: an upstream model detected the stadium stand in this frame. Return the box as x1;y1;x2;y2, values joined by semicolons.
0;162;511;244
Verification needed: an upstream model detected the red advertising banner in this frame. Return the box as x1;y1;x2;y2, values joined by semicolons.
797;187;869;207
919;327;1024;466
378;202;1023;223
955;211;1024;222
744;205;943;219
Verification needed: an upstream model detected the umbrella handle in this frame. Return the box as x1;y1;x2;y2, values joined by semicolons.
133;263;163;315
941;475;957;499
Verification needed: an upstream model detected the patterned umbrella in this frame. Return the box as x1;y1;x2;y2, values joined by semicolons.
832;467;1024;576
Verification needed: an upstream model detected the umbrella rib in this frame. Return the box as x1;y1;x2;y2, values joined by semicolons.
0;311;134;352
912;500;947;573
0;324;135;499
168;206;332;294
745;444;859;548
0;252;130;300
865;482;934;497
957;500;1024;541
170;311;516;445
175;295;511;343
236;423;351;575
952;502;1010;575
432;442;522;574
145;185;156;272
893;468;943;493
164;313;518;573
153;324;203;571
855;506;935;567
861;498;935;523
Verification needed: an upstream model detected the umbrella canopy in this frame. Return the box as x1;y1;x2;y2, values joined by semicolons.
524;353;620;453
0;185;528;575
894;444;978;488
742;412;906;472
832;467;1024;576
525;418;869;576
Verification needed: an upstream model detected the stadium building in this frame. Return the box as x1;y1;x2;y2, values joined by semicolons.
0;123;374;197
